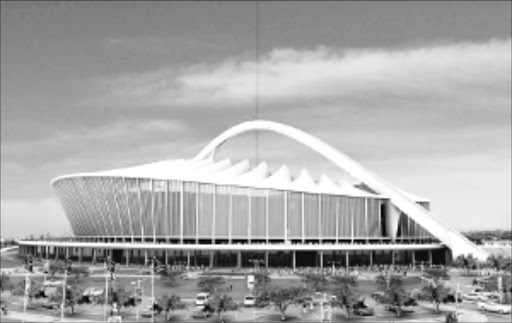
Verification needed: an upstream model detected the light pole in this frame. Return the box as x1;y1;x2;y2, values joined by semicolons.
131;278;145;321
104;268;108;322
61;269;67;321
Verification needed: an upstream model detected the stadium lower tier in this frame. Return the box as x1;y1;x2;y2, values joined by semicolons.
17;240;452;267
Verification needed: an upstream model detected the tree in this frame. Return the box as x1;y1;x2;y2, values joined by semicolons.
69;266;90;284
95;284;135;315
254;272;272;293
453;254;478;275
209;294;239;322
0;274;14;293
486;255;512;271
159;268;183;287
47;260;66;277
423;268;450;281
420;267;452;313
332;275;359;320
259;285;309;321
11;279;44;309
301;273;328;292
375;274;410;317
419;282;451;313
158;294;187;321
197;277;226;294
49;284;85;316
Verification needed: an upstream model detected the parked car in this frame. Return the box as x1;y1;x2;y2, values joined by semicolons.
473;287;496;297
477;302;512;314
140;303;163;318
352;299;374;316
463;292;488;302
371;291;386;303
195;293;210;306
244;295;256;307
191;306;211;319
385;305;414;314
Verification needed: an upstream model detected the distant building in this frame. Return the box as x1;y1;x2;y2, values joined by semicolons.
17;120;488;268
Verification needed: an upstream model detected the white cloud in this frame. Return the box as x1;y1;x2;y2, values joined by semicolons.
94;39;511;108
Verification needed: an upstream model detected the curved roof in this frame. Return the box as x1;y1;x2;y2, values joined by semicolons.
51;157;386;198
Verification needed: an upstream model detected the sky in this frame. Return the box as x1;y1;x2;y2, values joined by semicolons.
1;1;511;239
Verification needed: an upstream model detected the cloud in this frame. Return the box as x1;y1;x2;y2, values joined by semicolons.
92;38;511;108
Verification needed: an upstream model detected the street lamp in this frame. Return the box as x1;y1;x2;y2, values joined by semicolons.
131;278;146;321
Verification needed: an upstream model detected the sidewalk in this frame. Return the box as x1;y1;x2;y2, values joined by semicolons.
1;310;97;322
420;303;487;323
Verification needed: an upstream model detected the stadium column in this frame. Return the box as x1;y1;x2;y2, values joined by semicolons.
345;251;350;268
54;247;59;260
391;251;395;266
209;251;214;269
265;251;269;270
144;250;148;267
320;251;324;269
412;250;416;267
237;251;242;268
292;251;296;271
428;250;433;266
125;249;130;267
187;251;191;269
369;251;373;266
79;248;83;264
92;249;97;265
165;250;169;266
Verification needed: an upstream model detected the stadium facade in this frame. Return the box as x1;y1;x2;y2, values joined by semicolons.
18;120;488;268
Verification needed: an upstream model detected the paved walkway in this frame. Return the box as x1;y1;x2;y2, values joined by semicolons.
420;303;487;323
1;310;97;322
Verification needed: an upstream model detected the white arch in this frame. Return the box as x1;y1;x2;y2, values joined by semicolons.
196;120;487;260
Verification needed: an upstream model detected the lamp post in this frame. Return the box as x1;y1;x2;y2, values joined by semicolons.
131;279;145;321
61;258;71;322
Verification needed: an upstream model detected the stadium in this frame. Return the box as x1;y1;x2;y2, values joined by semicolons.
18;120;488;269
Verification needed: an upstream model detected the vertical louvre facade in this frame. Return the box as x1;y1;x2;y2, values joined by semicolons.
53;177;395;242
